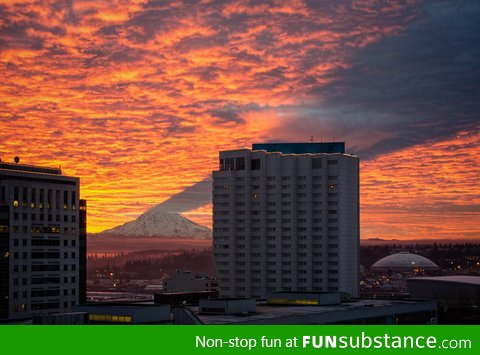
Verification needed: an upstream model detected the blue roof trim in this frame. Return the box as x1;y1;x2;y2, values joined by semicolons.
252;142;345;154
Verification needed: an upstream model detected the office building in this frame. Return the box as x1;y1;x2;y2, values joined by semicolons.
212;143;359;299
0;158;86;322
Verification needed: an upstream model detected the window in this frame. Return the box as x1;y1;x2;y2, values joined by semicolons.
47;189;52;209
39;189;44;209
56;190;60;210
64;191;68;209
312;158;322;169
251;159;261;170
31;188;36;208
223;158;234;171
13;186;19;207
235;157;245;170
71;191;76;210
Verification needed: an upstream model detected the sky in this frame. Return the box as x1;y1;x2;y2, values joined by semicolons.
0;0;479;240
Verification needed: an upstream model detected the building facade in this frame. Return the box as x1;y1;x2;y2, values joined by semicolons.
162;270;218;293
0;159;86;321
212;143;359;299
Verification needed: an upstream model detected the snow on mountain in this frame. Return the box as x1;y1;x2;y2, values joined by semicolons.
96;205;211;239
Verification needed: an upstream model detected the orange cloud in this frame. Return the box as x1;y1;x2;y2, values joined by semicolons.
361;131;480;240
1;0;477;242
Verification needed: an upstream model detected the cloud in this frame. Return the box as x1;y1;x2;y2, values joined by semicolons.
0;0;478;238
267;1;480;158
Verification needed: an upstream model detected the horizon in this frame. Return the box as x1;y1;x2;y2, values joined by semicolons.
1;1;479;241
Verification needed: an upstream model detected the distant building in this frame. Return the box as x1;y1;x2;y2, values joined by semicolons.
407;276;480;305
0;159;86;322
371;252;439;272
212;143;359;299
407;276;480;324
362;252;440;299
162;270;218;292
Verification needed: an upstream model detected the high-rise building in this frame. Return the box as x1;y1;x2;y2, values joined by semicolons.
0;159;86;322
212;143;359;299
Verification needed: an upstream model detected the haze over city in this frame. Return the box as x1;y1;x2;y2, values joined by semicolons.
1;0;479;240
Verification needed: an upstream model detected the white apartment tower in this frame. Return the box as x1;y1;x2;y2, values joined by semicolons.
212;143;359;299
0;159;87;322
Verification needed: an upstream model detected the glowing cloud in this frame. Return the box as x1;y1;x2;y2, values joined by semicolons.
0;0;479;240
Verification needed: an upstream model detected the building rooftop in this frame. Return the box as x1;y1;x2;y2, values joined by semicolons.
252;142;345;154
0;160;62;175
194;298;435;325
408;275;480;285
371;252;439;269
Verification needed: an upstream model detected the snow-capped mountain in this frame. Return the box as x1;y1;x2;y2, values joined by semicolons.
96;205;211;239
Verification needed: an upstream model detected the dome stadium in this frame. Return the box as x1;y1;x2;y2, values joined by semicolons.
371;252;439;271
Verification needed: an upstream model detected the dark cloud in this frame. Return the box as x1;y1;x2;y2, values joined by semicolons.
206;102;264;125
268;1;480;159
207;106;244;124
175;33;229;52
125;8;180;43
187;65;222;82
150;177;212;213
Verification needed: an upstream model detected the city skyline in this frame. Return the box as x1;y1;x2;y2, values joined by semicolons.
1;1;479;240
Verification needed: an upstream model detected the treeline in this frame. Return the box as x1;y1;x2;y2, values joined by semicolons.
88;248;216;280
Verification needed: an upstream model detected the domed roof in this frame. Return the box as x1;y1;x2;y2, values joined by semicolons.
371;252;439;269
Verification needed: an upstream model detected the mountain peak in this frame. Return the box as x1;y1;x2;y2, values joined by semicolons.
97;208;211;239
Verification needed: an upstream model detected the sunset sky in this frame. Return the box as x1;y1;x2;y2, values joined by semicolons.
0;0;479;240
